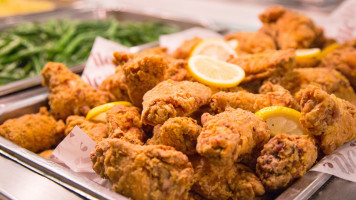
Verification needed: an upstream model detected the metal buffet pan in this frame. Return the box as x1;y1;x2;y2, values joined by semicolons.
0;7;214;97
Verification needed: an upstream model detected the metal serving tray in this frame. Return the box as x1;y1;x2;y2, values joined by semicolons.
0;7;213;97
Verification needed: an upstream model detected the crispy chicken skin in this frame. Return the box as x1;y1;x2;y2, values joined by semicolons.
106;105;146;144
259;6;327;49
210;82;294;113
98;67;130;102
0;107;65;153
256;134;317;190
225;31;276;54
228;49;295;82
192;157;265;200
65;116;107;143
319;46;356;89
147;117;201;155
91;138;194;200
41;62;112;120
196;108;270;166
297;85;356;154
274;68;356;104
142;80;212;126
172;37;202;59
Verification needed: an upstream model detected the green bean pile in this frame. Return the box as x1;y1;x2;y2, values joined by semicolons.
0;18;178;85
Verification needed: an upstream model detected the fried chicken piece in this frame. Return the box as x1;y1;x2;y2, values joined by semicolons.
297;85;356;154
38;149;54;159
259;6;327;49
196;108;270;166
227;49;295;82
41;62;112;120
256;134;317;190
147;117;201;155
274;68;356;104
142;80;212;126
91;138;194;200
98;67;130;101
225;31;276;54
65;116;107;143
192;156;265;200
319;46;356;89
210;82;294;113
0;107;65;153
106;105;146;144
172;37;202;59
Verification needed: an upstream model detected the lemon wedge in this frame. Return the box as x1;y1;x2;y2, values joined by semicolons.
191;38;237;61
320;43;339;58
255;106;306;137
86;101;132;123
296;48;321;60
188;55;245;88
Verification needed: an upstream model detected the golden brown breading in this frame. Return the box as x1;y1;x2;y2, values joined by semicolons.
41;62;112;120
172;37;202;59
196;108;270;166
106;105;146;144
192;157;265;200
38;149;54;159
91;138;194;200
142;80;212;126
274;68;356;104
65;116;107;143
297;85;356;154
258;6;327;49
319;46;356;89
256;134;317;190
225;31;276;54
210;82;294;113
147;117;201;155
227;49;295;82
0;107;65;153
98;67;130;102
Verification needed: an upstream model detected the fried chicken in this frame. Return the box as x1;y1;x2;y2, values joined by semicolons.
225;31;276;54
196;108;270;166
91;138;194;200
147;117;201;155
259;6;327;49
0;107;65;153
38;149;54;159
256;134;317;190
319;46;356;89
172;37;202;59
297;85;356;154
41;62;112;120
106;105;146;144
142;80;212;126
274;67;356;104
98;66;130;102
192;156;265;200
210;82;295;113
227;49;295;82
65;116;107;143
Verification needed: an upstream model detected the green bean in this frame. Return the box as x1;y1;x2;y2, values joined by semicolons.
0;39;22;56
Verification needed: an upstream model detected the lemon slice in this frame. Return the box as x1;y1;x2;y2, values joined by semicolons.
320;43;339;58
191;38;237;61
86;101;132;123
296;48;321;60
255;106;306;137
188;55;245;88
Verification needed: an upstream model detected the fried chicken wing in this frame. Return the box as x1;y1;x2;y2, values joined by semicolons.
196;108;270;166
227;49;295;82
274;68;356;104
297;85;356;154
91;138;194;200
41;62;112;120
210;82;294;113
259;6;327;49
65;116;107;143
225;31;276;54
142;80;212;126
0;107;65;153
98;66;130;102
256;134;317;190
172;37;202;59
106;105;146;144
147;117;201;155
192;156;265;200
